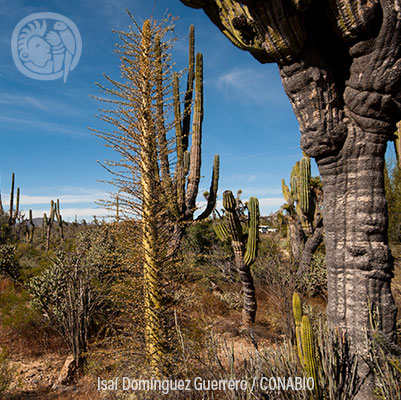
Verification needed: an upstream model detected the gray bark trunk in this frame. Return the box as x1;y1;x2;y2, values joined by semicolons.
318;124;397;398
297;222;324;276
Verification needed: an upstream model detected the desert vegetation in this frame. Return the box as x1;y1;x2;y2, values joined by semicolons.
1;5;401;400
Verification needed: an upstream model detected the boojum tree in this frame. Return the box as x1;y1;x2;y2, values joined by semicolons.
180;1;401;397
93;16;219;375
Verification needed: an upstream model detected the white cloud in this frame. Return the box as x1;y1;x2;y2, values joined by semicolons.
215;66;287;105
0;94;49;111
1;189;108;206
29;207;111;220
0;114;90;137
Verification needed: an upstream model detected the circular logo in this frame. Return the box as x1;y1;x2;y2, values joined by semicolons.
11;12;82;83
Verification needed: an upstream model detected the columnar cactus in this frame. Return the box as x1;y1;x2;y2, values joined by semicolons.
292;292;320;398
292;292;303;364
99;19;220;375
180;3;401;395
282;155;323;274
44;200;55;251
55;199;64;239
8;173;20;226
27;209;35;244
301;315;319;395
218;190;259;325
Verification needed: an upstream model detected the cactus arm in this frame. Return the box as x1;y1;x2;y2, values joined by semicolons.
197;154;220;220
13;187;20;223
181;24;195;151
55;199;64;239
244;197;259;267
28;209;35;244
213;219;230;242
179;0;306;64
282;179;292;204
155;37;172;184
155;37;177;219
223;190;256;325
300;315;319;397
292;292;304;364
299;156;311;214
173;74;186;215
46;201;55;251
185;52;203;217
8;172;14;225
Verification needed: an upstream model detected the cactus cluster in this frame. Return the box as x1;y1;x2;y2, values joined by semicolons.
292;292;320;398
127;20;219;375
170;25;219;227
282;155;317;235
282;155;324;274
43;199;64;250
215;190;259;325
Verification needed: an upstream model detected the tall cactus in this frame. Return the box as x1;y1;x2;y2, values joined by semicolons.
96;18;220;375
8;173;20;226
292;292;320;398
292;292;303;364
55;199;64;239
44;200;55;251
282;155;323;275
27;209;35;244
217;190;259;325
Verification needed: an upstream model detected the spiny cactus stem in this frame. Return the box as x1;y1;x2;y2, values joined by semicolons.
185;52;203;216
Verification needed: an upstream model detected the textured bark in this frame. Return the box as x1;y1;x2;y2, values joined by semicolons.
231;239;257;325
317;126;397;396
180;1;401;397
297;221;324;276
287;217;304;261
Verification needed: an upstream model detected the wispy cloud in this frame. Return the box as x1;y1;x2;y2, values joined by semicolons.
228;173;257;184
1;187;108;206
215;66;287;105
0;114;90;137
30;207;110;220
0;94;48;111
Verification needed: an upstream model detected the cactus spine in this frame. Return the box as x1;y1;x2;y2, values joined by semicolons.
301;315;319;397
292;292;303;364
141;21;219;375
292;292;320;398
219;190;259;325
96;17;220;375
282;155;323;274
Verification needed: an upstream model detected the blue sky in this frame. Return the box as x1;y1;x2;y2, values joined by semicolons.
0;0;313;221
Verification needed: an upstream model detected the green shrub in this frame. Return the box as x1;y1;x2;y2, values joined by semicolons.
27;224;120;371
298;252;327;297
0;244;19;283
0;286;41;331
0;347;11;396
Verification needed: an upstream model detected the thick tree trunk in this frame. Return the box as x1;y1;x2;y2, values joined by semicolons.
231;239;257;326
297;221;324;276
318;125;397;398
287;217;304;261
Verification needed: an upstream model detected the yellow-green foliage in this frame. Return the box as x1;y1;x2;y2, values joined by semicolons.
0;286;41;331
0;347;11;396
292;292;303;364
